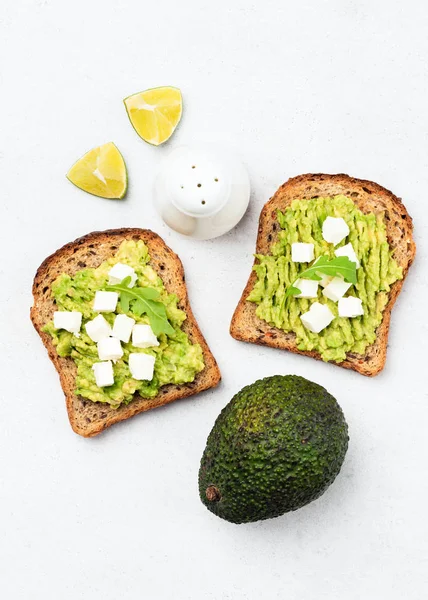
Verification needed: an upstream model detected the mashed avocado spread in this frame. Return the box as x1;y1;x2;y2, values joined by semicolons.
247;195;402;362
44;240;205;407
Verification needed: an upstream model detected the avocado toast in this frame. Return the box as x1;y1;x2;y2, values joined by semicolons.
230;174;415;376
31;228;221;437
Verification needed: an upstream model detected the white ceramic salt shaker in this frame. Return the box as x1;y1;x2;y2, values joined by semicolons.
153;144;250;240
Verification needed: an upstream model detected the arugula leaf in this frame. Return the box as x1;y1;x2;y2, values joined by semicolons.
106;277;175;336
285;256;357;299
286;284;304;298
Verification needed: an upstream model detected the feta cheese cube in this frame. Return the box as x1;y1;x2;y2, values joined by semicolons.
108;263;137;287
97;337;123;361
300;302;334;333
318;274;333;288
93;291;118;313
132;324;159;348
53;311;82;334
338;297;364;318
85;314;112;342
322;277;352;302
291;242;315;262
295;279;319;298
322;217;350;245
92;361;114;387
335;242;360;268
112;314;135;343
129;353;156;381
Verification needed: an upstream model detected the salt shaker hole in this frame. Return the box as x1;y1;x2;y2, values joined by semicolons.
201;200;206;205
197;183;202;188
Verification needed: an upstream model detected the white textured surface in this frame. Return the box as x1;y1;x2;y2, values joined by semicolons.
1;1;427;599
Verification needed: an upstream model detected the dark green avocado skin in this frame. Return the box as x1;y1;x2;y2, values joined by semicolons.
198;375;349;524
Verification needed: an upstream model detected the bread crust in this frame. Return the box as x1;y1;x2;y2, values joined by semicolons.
31;228;221;437
230;174;416;376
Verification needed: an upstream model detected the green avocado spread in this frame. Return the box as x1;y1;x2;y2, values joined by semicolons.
247;195;403;362
44;240;205;408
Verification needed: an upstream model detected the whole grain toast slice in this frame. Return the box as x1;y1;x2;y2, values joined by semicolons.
230;174;416;376
31;228;221;437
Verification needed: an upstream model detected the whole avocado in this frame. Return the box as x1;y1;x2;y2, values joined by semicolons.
198;375;349;524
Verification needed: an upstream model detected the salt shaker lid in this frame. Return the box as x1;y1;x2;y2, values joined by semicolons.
154;143;250;240
163;146;231;218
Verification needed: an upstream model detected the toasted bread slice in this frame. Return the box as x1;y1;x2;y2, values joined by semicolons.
31;228;221;437
230;174;416;376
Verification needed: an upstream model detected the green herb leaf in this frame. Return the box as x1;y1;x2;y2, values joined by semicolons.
120;293;130;313
116;276;132;312
106;278;174;336
286;284;303;298
285;256;357;298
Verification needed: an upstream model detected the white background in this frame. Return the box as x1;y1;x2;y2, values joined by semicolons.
1;1;427;598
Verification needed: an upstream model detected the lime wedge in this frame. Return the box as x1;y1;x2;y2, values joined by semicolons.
67;142;127;199
124;86;182;146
